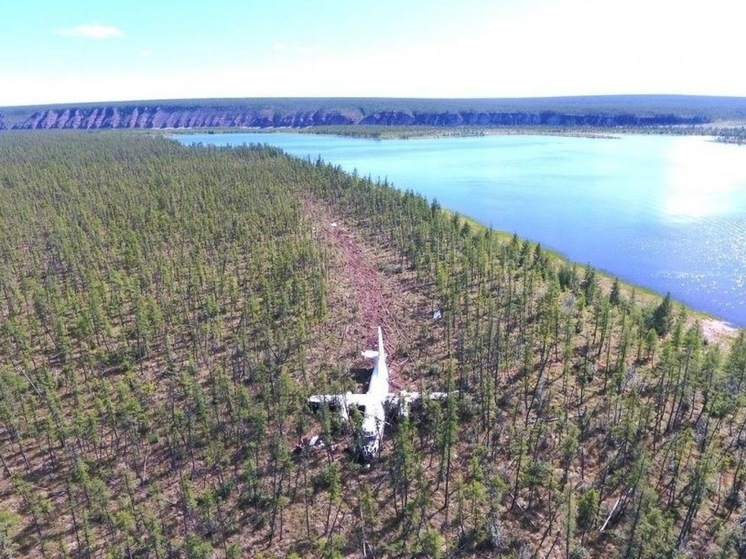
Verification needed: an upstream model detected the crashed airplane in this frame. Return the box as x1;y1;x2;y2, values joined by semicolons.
308;326;451;463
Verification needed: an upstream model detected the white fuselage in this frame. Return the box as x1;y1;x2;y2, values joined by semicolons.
356;327;388;461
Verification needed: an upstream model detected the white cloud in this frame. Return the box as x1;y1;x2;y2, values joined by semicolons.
56;24;124;39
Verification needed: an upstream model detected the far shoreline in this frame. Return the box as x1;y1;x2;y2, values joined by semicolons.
164;123;740;141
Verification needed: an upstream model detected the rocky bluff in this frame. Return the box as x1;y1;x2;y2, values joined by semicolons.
2;102;710;130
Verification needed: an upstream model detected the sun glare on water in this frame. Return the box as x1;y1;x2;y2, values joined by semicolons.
662;137;746;221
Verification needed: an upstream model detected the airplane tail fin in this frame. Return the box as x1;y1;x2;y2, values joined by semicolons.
361;327;385;360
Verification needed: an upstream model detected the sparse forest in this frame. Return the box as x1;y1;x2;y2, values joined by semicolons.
1;131;746;558
716;128;746;145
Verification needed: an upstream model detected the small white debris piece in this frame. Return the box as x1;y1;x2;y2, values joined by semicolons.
330;222;338;228
310;436;327;449
433;308;443;320
294;435;328;455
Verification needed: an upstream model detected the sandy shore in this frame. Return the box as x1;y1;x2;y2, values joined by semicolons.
702;318;740;345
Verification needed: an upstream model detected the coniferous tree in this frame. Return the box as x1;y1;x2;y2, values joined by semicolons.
651;292;674;337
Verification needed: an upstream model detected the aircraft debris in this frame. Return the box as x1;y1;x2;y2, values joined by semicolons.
308;326;455;463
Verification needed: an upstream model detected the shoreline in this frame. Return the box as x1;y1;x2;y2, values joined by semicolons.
163;123;744;146
164;124;735;141
702;318;740;345
451;213;742;345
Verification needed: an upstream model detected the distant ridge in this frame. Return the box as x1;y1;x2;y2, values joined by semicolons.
1;95;745;130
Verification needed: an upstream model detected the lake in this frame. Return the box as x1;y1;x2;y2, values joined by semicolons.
175;132;746;327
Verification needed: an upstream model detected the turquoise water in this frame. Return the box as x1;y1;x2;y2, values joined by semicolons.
175;133;746;326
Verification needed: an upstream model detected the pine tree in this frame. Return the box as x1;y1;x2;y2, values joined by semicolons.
651;293;674;337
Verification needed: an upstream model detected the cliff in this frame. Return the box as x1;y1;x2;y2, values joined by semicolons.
9;105;358;129
2;95;744;131
2;105;710;130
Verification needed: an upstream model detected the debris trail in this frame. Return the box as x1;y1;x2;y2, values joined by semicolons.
308;201;406;390
329;222;404;390
333;224;384;340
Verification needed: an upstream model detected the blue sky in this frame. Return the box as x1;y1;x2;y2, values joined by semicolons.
2;0;745;106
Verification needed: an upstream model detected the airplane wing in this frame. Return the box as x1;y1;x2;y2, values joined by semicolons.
383;390;456;405
308;393;369;407
427;391;453;401
384;390;457;417
308;393;369;421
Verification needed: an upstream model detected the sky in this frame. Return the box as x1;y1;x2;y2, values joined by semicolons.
1;0;745;106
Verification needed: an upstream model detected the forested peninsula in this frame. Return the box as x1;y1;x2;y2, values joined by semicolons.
2;95;745;133
2;131;746;558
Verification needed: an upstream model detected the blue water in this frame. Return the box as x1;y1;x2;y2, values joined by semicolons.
175;133;746;326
